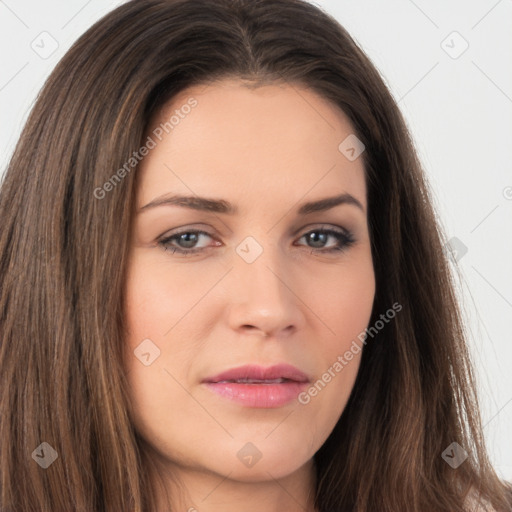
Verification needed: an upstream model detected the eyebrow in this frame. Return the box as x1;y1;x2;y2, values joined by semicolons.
138;192;365;215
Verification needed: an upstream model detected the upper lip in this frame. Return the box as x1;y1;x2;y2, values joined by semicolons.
202;364;310;384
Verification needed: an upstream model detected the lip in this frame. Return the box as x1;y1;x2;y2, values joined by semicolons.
201;364;310;408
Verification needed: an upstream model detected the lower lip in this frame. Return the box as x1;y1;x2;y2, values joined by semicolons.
203;381;308;408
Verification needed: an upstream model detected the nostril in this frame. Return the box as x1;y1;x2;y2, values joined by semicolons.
242;326;270;338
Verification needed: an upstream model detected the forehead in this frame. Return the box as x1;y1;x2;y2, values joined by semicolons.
136;79;367;215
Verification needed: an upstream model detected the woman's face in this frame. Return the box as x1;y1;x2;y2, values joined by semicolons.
123;79;375;483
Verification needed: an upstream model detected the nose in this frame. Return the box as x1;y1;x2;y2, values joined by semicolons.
225;236;305;339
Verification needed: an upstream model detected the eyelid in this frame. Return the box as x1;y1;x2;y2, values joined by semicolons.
292;223;351;237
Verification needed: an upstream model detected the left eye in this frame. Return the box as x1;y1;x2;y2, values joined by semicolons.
158;227;355;256
159;230;215;254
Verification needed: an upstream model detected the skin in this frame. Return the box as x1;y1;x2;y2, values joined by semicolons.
123;79;376;512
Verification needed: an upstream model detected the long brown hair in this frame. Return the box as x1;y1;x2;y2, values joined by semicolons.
1;0;510;510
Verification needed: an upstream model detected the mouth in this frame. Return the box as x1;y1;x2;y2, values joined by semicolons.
201;364;310;408
214;378;293;384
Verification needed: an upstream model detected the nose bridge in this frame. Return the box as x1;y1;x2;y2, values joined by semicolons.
234;233;286;297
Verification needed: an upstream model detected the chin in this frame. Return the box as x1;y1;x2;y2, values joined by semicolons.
204;437;313;482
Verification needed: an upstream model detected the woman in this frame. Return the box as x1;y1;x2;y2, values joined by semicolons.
0;0;510;511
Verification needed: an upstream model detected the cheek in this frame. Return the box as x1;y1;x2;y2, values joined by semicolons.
122;266;196;390
294;255;375;423
122;261;209;455
122;257;174;386
310;254;375;354
123;254;212;344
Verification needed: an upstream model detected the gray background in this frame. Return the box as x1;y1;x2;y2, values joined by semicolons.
1;0;511;480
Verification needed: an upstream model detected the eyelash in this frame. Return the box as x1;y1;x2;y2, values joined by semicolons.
158;226;356;257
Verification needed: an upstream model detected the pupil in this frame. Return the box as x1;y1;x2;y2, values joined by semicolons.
308;232;326;248
180;233;198;248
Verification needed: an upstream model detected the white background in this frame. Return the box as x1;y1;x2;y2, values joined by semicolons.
1;0;511;481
